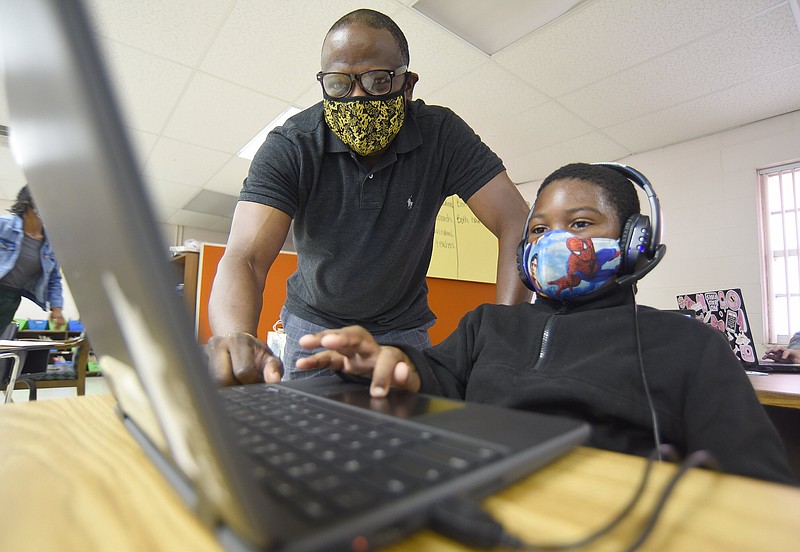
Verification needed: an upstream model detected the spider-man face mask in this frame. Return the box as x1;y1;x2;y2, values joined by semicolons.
523;230;622;300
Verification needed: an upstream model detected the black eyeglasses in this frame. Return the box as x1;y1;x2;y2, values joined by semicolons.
316;66;407;99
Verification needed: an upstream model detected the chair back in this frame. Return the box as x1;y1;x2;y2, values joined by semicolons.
0;322;22;387
0;322;19;340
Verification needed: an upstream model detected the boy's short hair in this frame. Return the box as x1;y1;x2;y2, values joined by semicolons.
537;163;641;228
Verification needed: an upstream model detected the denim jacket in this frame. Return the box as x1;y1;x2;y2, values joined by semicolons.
0;214;63;310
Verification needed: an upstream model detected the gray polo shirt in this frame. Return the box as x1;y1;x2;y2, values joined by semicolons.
240;99;504;331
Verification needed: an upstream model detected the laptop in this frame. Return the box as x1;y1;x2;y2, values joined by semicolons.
676;288;800;374
0;1;590;550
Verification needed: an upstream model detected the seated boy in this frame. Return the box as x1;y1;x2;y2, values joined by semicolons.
297;162;796;485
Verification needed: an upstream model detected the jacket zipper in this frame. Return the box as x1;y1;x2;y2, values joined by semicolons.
533;311;562;370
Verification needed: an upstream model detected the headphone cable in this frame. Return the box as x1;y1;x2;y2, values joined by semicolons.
631;287;662;460
430;445;719;551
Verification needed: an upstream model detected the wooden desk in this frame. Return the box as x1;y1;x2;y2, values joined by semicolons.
1;395;798;551
749;373;800;409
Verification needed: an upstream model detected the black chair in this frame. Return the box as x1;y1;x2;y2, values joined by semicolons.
1;323;90;401
24;335;91;397
0;322;17;340
0;322;37;402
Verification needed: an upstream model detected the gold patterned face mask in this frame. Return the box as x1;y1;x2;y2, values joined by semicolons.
323;90;405;156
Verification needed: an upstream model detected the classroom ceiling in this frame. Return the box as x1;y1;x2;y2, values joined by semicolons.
1;0;799;233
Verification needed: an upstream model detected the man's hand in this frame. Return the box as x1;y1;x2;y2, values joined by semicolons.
205;332;283;386
762;345;800;364
296;326;420;397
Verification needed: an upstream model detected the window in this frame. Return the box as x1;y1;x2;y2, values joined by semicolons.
759;161;800;344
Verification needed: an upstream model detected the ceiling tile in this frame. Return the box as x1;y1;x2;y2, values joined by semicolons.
505;131;632;182
144;137;231;186
183;189;237;217
493;0;786;97
391;8;488;97
412;0;584;55
204;156;252;196
126;128;160;168
145;178;203;210
153;204;179;222
99;38;193;134
199;0;400;101
85;0;236;66
559;3;800;128
162;72;288;154
425;60;550;142
487;101;595;162
605;64;800;153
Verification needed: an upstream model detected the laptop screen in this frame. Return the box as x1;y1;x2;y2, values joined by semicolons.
676;288;759;366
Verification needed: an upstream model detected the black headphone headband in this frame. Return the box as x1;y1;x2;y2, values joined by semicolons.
516;162;666;290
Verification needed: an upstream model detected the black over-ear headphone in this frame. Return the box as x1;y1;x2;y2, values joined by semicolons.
515;162;667;291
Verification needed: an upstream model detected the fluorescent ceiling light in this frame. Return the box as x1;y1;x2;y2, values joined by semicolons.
237;105;302;160
413;0;587;55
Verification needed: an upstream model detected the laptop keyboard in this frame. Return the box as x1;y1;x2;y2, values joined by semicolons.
219;384;504;524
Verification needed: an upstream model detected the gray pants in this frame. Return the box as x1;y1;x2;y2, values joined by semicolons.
279;306;434;380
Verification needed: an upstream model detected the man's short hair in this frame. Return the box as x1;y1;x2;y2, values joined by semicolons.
9;185;34;217
328;9;410;67
537;163;641;228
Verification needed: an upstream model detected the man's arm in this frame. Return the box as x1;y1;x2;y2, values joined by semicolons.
209;201;291;337
46;257;64;308
466;171;532;305
206;201;291;385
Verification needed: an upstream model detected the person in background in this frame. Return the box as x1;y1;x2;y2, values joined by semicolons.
207;8;531;384
763;330;800;364
296;163;796;485
0;185;64;331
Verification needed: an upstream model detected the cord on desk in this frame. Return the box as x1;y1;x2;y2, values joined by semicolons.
430;445;718;551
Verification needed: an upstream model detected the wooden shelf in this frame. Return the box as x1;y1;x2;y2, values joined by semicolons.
17;329;82;341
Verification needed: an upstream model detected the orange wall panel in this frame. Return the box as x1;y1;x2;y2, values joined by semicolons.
426;277;495;344
197;245;297;343
196;245;496;346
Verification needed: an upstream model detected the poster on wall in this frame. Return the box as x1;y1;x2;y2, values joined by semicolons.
427;196;498;284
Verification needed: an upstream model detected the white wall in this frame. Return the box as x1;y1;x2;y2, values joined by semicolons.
158;222;229;248
519;109;800;350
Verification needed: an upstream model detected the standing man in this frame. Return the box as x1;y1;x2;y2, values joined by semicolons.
207;9;530;384
0;185;65;331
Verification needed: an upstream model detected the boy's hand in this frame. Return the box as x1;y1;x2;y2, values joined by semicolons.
296;326;420;397
762;345;800;364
